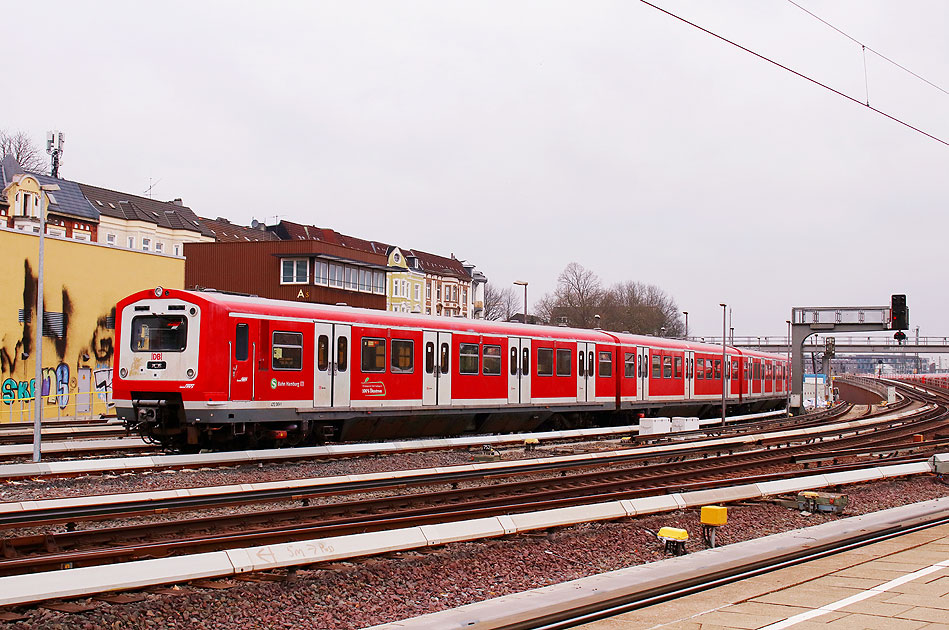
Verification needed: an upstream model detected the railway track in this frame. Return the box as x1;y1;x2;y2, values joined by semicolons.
0;391;943;576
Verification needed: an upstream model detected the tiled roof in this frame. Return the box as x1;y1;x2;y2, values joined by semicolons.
0;155;99;222
268;220;471;281
78;182;213;236
403;249;471;280
269;220;389;256
200;217;279;242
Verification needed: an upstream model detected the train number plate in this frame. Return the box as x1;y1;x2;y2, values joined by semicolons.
147;361;167;370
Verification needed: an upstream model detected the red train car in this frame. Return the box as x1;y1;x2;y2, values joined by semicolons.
113;288;790;450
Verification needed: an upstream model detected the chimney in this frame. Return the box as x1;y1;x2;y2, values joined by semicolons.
172;198;183;206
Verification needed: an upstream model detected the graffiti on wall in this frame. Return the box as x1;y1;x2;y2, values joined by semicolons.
1;362;71;408
1;259;116;412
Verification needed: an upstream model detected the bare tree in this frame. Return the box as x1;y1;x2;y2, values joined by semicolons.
536;263;683;335
601;281;683;336
482;284;518;321
0;130;47;173
547;262;604;328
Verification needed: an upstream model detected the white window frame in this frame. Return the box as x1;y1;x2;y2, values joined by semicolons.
155;242;164;253
281;258;309;285
106;233;116;245
128;236;135;249
142;238;151;252
73;232;90;242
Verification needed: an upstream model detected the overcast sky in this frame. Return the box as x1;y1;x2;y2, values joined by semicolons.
7;1;949;338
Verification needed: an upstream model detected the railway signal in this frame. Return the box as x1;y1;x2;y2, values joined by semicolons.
891;294;909;330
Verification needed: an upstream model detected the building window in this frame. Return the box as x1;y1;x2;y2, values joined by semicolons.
314;260;329;285
272;332;303;370
128;236;135;249
73;232;89;242
361;338;386;372
426;284;431;300
142;238;150;252
459;343;479;374
390;339;414;373
155;242;164;253
373;271;385;294
414;284;420;301
392;279;400;298
281;258;309;284
328;263;344;288
106;233;116;245
47;228;65;238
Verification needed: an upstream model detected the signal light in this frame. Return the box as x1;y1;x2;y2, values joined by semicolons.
890;294;908;330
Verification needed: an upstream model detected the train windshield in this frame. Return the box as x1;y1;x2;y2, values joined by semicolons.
131;315;188;352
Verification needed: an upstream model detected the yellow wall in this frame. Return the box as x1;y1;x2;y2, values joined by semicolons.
0;227;184;423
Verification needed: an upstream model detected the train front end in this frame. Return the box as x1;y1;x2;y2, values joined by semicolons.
113;287;209;450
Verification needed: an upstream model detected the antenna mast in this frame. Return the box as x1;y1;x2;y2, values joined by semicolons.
46;131;65;178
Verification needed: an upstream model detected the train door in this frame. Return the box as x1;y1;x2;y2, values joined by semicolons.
638;346;650;400
684;350;694;399
423;331;452;406
313;322;351;407
723;353;731;399
230;317;258;401
508;336;532;404
577;341;595;402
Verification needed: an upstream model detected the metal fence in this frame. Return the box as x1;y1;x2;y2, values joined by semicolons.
0;387;111;425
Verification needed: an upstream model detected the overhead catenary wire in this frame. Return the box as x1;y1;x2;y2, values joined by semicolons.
636;0;949;148
786;0;949;98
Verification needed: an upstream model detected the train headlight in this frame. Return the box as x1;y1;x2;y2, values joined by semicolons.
120;368;128;378
154;286;164;297
187;368;195;378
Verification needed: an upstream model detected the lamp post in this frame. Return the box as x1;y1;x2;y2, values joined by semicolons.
33;183;60;463
786;320;791;415
720;303;727;425
682;311;688;340
513;281;528;324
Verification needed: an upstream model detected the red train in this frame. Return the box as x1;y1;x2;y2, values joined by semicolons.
113;287;790;450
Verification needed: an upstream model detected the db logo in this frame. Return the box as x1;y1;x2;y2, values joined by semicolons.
151;353;163;361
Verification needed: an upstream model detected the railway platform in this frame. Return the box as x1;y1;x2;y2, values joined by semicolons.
577;521;949;630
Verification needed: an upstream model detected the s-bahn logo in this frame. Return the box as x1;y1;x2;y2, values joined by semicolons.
361;377;386;397
271;378;304;389
271;378;278;389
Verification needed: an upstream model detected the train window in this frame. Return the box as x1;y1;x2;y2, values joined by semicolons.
713;360;722;379
695;358;704;379
426;342;436;374
337;337;348;372
483;345;502;375
663;356;672;379
674;356;682;379
624;353;635;378
556;349;571;377
510;347;518;375
754;362;760;379
272;331;303;370
131;315;188;352
731;359;739;378
440;343;450;374
235;324;249;361
705;360;714;380
317;335;329;371
459;343;480;374
598;351;612;378
537;348;554;376
361;338;386;372
588;352;594;377
579;351;585;377
391;339;414;373
523;348;530;376
652;355;661;378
